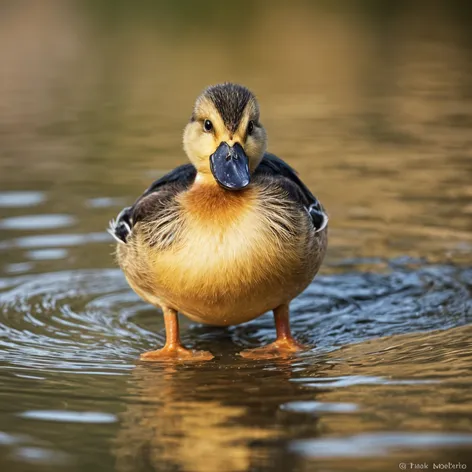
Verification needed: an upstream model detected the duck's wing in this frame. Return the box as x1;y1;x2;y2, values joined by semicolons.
108;164;196;244
138;164;197;198
255;153;328;233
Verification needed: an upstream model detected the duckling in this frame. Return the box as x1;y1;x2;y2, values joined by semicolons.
109;83;328;361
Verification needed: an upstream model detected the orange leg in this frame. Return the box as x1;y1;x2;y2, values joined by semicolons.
240;304;308;360
140;307;214;362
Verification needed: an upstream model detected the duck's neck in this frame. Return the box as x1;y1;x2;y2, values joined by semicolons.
182;172;254;222
193;171;220;187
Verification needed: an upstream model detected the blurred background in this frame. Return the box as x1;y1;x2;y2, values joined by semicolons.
1;0;471;271
0;1;471;472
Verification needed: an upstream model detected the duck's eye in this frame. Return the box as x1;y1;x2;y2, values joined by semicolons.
247;120;254;135
203;120;213;132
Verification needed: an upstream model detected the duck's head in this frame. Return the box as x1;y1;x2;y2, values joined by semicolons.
183;83;267;190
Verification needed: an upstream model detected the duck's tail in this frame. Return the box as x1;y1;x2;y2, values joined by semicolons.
307;203;329;234
107;206;133;244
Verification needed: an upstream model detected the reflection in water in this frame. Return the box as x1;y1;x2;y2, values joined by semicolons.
0;1;471;471
113;325;472;471
1;264;466;470
114;362;297;472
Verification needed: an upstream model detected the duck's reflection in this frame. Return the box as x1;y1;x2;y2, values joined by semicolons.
113;357;316;472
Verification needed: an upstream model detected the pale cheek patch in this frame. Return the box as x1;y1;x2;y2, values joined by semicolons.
246;136;265;156
184;125;218;170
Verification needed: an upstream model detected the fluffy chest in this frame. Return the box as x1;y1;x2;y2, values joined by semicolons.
150;184;305;296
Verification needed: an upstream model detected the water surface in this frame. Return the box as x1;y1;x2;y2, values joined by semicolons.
0;2;471;471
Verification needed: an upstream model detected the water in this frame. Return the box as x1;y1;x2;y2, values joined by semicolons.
1;2;472;471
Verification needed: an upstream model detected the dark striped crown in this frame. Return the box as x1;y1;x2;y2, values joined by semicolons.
200;83;256;132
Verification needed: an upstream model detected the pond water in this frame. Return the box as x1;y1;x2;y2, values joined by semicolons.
0;2;471;471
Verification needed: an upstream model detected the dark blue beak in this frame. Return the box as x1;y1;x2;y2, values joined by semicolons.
210;142;250;190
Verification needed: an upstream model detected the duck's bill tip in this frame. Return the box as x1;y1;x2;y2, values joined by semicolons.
210;142;251;190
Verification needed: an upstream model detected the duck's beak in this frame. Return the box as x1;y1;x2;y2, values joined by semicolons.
210;142;250;190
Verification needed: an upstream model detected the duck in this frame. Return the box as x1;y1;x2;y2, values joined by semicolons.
109;83;328;361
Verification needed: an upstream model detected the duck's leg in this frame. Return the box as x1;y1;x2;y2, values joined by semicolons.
140;307;214;361
240;304;308;359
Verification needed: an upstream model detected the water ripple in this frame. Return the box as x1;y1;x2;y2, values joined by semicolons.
0;269;152;373
19;410;117;424
290;433;472;458
0;262;470;375
0;192;45;208
233;264;472;350
0;214;75;230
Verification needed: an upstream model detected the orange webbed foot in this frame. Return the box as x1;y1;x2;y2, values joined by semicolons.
239;337;309;360
140;344;214;362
